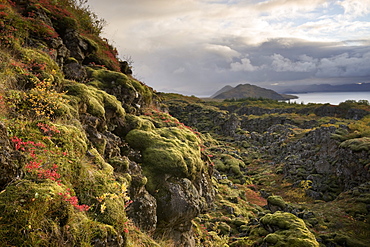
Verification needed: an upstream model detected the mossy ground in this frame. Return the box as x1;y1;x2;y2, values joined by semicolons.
163;95;370;246
0;1;153;242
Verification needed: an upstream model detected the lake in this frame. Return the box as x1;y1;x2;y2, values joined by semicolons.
290;92;370;105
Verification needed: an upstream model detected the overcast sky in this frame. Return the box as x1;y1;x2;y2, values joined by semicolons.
86;0;370;96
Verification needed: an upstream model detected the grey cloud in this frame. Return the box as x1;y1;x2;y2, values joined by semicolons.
86;0;370;96
205;44;240;62
270;54;317;72
230;57;261;71
135;38;370;95
316;52;370;77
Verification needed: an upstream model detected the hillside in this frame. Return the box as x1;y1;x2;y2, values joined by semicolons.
0;1;211;246
212;83;297;100
0;1;370;247
210;85;234;98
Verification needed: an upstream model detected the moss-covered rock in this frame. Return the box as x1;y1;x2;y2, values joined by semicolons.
86;67;154;113
267;195;287;212
340;137;370;151
125;125;203;180
65;80;125;121
260;211;319;247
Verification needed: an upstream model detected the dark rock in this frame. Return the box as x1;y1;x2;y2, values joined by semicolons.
346;108;369;120
63;30;95;62
119;61;132;75
152;174;214;247
126;190;157;234
63;62;87;81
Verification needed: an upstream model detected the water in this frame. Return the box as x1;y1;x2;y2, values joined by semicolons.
290;92;370;105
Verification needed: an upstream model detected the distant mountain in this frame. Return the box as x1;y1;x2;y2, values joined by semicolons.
212;84;297;100
211;85;234;98
277;83;370;94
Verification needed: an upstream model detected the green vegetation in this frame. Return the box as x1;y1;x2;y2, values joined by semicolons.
162;92;370;246
260;212;319;247
0;1;150;245
1;0;370;246
65;81;126;120
125;111;204;182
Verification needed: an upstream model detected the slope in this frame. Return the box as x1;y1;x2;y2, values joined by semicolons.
212;83;297;100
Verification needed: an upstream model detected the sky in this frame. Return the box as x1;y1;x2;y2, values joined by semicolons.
86;0;370;96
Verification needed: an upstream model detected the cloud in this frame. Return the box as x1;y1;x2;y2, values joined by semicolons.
255;0;327;13
337;0;370;18
264;49;370;78
173;67;186;74
317;51;370;77
230;57;260;71
270;54;317;72
86;0;370;96
205;44;240;61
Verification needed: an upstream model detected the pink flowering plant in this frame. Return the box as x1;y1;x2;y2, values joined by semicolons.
11;121;90;212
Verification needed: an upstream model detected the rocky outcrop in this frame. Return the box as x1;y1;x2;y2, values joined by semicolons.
241;116;296;133
166;99;370;202
220;104;368;120
248;123;370;201
167;102;240;136
280;126;370;200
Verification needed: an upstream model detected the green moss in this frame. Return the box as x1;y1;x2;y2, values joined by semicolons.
219;154;245;177
267;195;287;209
260;212;319;247
109;156;130;172
86;67;130;88
20;48;63;84
86;67;153;106
340;137;370;151
218;222;231;235
81;35;99;53
333;233;368;247
264;233;281;244
215;159;227;171
125;114;155;131
95;196;127;227
345;202;368;217
56;15;79;32
65;81;125;120
144;147;190;175
53;123;88;157
125;129;158;150
53;95;79;120
68;214;123;245
233;218;248;227
229;237;254;247
0;180;101;246
65;57;79;64
125;125;203;180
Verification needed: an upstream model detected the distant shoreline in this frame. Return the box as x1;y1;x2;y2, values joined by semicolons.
198;91;369;105
290;91;370;105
